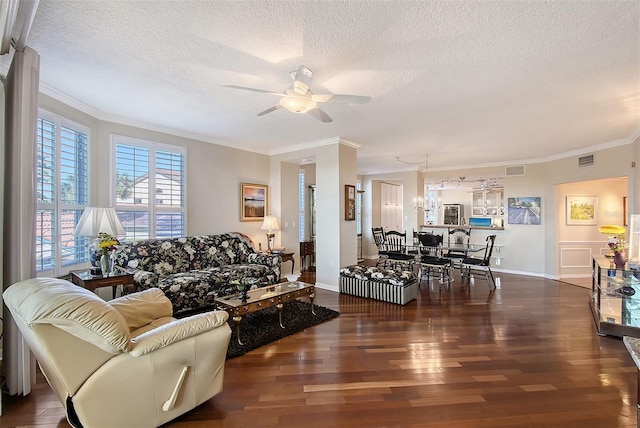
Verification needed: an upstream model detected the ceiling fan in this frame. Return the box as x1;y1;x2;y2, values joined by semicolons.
224;65;371;123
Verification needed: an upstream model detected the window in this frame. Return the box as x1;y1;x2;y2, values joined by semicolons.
356;180;362;235
299;170;305;241
113;136;185;240
424;186;438;225
36;113;89;273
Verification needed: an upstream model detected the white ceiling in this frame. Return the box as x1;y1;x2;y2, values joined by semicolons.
8;0;640;174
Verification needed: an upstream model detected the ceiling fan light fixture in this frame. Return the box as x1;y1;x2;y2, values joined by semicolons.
226;65;368;121
292;65;312;95
279;93;317;113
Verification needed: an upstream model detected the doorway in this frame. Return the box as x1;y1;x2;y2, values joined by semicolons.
556;177;628;288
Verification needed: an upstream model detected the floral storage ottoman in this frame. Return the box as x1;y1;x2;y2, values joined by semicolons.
339;265;418;305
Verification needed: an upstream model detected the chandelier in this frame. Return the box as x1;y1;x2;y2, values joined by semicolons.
395;153;437;212
414;194;436;212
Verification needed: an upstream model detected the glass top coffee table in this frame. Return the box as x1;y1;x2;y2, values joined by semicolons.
215;281;316;345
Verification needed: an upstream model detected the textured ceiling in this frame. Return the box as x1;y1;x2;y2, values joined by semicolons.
8;0;640;174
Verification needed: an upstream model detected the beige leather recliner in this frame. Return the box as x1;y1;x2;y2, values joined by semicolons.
3;277;232;428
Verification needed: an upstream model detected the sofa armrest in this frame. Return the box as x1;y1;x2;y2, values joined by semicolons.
114;266;158;289
128;311;229;357
248;252;281;274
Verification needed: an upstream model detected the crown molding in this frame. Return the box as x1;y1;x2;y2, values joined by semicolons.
269;136;341;155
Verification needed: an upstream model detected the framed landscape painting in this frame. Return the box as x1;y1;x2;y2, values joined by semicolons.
566;196;597;225
241;183;268;222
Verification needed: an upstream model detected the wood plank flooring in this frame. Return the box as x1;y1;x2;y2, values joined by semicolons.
1;266;637;427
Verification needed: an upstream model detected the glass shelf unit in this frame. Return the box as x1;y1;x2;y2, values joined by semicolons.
591;256;640;337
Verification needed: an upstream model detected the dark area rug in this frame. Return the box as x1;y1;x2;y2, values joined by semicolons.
225;300;339;359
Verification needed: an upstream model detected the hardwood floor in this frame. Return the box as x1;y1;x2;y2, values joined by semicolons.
2;266;637;427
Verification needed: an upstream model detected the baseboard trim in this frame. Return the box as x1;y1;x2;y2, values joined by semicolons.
315;282;338;293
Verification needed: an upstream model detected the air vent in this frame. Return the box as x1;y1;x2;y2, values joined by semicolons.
578;154;594;168
505;165;525;177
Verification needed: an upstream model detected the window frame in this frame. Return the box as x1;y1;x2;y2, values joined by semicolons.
111;134;187;240
36;109;90;275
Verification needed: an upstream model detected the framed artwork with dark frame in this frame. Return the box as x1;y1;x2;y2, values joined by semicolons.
345;184;356;221
566;195;598;226
240;183;268;222
624;196;628;226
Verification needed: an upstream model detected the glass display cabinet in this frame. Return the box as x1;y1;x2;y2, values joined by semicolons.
443;204;464;225
472;188;504;217
591;256;640;337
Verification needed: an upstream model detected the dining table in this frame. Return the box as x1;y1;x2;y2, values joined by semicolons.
404;242;486;258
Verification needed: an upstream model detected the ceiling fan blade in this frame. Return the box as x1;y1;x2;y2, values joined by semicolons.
312;93;371;104
293;65;313;95
224;85;283;97
257;105;282;116
307;107;332;123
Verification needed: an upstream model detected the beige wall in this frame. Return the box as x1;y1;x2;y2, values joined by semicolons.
302;163;316;241
39;94;271;254
360;143;638;279
556;177;627;280
36;93;640;281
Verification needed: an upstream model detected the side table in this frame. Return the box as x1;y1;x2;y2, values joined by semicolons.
300;240;315;272
70;270;135;299
272;251;295;276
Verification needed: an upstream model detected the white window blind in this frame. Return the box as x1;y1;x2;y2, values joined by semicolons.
36;114;89;274
356;180;362;235
114;136;186;240
299;170;305;241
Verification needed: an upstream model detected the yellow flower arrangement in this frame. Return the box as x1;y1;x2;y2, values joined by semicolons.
97;232;120;256
599;225;627;253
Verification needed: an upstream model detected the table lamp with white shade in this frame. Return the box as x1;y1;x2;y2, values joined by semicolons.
260;215;280;252
74;207;125;275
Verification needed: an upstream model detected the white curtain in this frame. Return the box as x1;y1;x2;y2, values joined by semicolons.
2;46;39;396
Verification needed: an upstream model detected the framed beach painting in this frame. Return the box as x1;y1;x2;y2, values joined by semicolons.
241;183;268;222
566;196;597;225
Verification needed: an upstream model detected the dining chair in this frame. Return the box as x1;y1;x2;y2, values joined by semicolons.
460;234;497;290
443;227;471;266
417;231;443;257
372;227;389;267
382;230;415;270
407;229;421;257
417;232;451;287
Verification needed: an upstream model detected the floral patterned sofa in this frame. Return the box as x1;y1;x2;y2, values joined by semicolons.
112;233;281;315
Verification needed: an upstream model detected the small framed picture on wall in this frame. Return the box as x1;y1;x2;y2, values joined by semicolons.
345;184;356;221
566;195;598;226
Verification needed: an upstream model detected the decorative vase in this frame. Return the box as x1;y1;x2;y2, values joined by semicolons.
236;284;249;303
614;251;626;270
100;252;113;277
88;238;102;274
